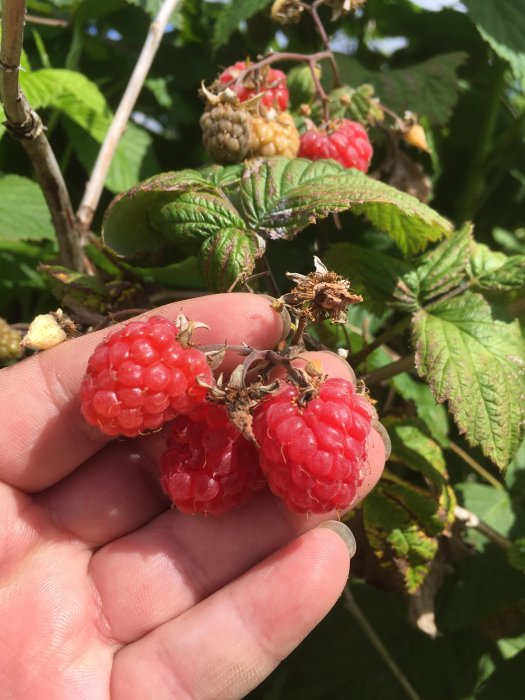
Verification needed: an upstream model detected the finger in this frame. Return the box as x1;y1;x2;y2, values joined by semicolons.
0;293;285;492
110;526;351;700
88;429;384;644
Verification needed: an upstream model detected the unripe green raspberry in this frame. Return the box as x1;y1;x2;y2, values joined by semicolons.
200;103;252;164
0;318;22;360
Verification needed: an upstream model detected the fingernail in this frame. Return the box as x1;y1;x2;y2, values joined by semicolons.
373;421;391;460
316;520;356;558
321;351;356;384
260;295;291;340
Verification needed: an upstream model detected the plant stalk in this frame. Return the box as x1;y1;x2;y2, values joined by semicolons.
0;0;84;271
350;316;411;367
454;505;512;550
361;353;415;384
76;0;182;232
448;440;504;491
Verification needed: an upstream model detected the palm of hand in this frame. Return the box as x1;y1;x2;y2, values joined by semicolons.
0;295;385;700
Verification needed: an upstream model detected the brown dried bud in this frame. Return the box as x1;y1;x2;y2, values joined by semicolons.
283;257;363;324
271;0;304;24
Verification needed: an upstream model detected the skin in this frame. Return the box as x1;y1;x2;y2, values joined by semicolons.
0;293;385;700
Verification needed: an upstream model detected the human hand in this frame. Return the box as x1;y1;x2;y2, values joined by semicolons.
0;293;386;699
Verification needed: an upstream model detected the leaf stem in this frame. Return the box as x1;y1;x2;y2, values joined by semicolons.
448;440;504;491
350;316;411;367
0;0;84;271
343;586;422;700
457;56;507;224
360;353;415;384
76;0;182;232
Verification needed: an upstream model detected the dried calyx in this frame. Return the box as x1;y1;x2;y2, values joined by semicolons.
280;256;363;325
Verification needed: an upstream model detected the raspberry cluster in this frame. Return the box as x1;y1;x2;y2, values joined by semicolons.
80;312;375;517
201;60;374;169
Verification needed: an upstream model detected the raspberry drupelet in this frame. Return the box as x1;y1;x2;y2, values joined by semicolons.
80;316;212;437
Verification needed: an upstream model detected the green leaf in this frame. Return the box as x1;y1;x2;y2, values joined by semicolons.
363;481;440;592
469;243;525;294
273;582;497;700
456;483;517;540
149;190;247;253
0;174;55;241
198;228;259;292
213;0;272;48
464;0;525;82
336;52;468;125
322;243;419;313
416;224;472;300
239;157;452;255
41;264;111;312
389;374;449;445
508;538;525;572
387;418;456;531
102;170;235;262
413;292;525;469
63;119;157;194
476;648;525;700
436;544;525;630
20;69;108;135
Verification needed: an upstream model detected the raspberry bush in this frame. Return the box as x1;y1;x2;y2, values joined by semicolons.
2;0;525;697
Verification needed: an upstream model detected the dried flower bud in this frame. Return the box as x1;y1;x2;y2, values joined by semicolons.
271;0;304;24
21;309;77;351
283;257;363;324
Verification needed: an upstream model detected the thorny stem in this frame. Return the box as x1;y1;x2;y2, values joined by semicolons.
0;0;84;271
343;587;422;700
299;1;342;87
448;440;505;491
76;0;182;232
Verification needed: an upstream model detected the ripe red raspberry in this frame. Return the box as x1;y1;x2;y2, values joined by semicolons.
160;403;266;515
80;316;212;437
253;378;373;514
299;119;373;172
219;61;289;112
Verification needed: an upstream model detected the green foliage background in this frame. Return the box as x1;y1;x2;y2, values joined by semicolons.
1;0;524;697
